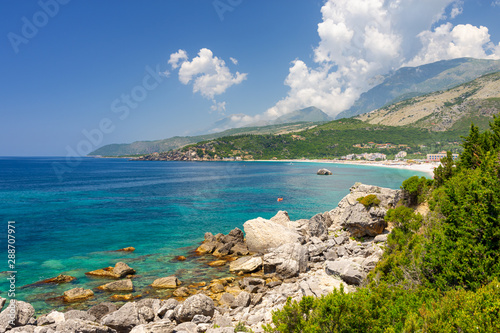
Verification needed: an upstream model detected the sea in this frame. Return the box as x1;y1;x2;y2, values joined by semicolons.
0;157;428;313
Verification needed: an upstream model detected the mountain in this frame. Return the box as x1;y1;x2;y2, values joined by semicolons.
88;121;325;156
356;71;500;131
89;107;330;156
273;107;331;124
336;58;500;119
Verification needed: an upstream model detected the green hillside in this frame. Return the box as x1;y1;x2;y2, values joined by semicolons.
264;118;500;332
88;121;324;156
336;58;500;119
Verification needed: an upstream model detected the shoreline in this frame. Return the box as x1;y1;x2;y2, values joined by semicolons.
251;159;438;177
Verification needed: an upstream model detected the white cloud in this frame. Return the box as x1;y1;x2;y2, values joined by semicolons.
230;57;238;65
174;48;247;100
450;1;463;18
493;1;500;7
266;0;499;119
406;23;499;66
168;49;188;69
210;101;227;113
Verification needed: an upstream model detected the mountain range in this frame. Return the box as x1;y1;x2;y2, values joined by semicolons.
336;58;500;119
90;58;500;157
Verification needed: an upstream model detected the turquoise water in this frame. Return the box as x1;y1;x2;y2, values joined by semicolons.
0;157;427;312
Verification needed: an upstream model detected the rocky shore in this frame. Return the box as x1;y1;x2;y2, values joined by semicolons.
0;183;400;333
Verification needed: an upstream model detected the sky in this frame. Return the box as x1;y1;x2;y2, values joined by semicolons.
1;0;500;156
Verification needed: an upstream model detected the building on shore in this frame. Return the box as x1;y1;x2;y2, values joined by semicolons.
426;151;459;162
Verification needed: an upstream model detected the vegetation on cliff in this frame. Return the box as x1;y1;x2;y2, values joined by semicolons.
265;117;500;332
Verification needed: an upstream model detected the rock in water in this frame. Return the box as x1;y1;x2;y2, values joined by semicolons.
173;294;215;323
63;288;94;302
317;168;333;175
243;217;303;253
151;276;180;289
35;274;76;285
98;279;134;292
113;262;136;277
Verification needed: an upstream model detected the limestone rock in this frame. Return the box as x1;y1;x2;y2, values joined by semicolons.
63;288;94;302
208;260;227;267
101;302;142;333
263;243;308;279
173;286;191;297
0;298;4;312
342;203;387;237
229;256;262;274
174;294;215;323
116;247;135;252
151;276;180;289
0;300;35;332
317;168;333;175
173;322;198;333
270;210;291;226
98;279;134;292
55;319;115;333
305;213;328;239
130;320;175;333
196;242;217;255
88;302;118;321
113;262;136;277
325;259;367;285
64;310;96;322
243;217;303;253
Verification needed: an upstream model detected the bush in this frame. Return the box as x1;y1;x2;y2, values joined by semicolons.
356;194;381;208
401;176;433;206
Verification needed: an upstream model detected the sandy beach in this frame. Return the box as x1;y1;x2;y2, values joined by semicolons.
255;159;438;177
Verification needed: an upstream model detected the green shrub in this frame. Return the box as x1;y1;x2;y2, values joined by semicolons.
356;194;381;208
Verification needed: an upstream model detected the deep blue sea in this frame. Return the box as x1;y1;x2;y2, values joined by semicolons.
0;157;427;313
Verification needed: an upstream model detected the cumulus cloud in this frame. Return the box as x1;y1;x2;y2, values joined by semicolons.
168;49;188;69
266;0;499;119
406;23;499;66
169;48;247;112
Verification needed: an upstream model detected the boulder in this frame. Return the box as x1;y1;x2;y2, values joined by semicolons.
0;300;35;332
157;299;179;318
63;288;94;302
263;243;308;279
317;168;333;175
0;298;4;312
208;260;227;267
37;310;65;326
130;320;175;333
374;233;389;243
213;242;233;257
87;302;118;321
173;294;215;323
218;293;235;307
232;291;251;308
111;294;133;301
113;262;136;277
86;262;135;279
195;242;217;255
173;322;198;333
325;259;366;285
222;228;245;245
98;279;134;292
151;276;180;289
101;302;142;333
173;286;191;297
270;210;291;226
230;243;249;256
229;256;262;273
64;310;96;322
54;319;115;333
305;214;328;239
243;217;303;253
342;203;387;237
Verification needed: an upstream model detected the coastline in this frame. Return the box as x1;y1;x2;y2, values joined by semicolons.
251;159;438;177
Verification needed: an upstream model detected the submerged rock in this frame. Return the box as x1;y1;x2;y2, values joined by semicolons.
86;262;136;279
34;274;76;285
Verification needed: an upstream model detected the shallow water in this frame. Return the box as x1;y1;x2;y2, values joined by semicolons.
0;157;427;313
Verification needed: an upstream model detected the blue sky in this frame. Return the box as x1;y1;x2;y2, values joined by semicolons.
1;0;499;156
